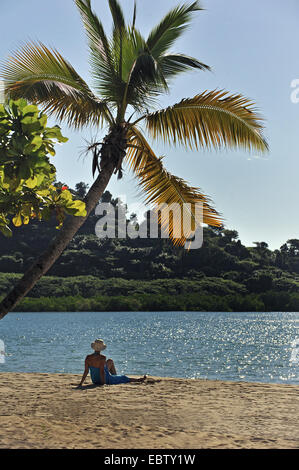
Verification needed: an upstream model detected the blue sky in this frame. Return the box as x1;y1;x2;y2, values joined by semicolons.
1;0;298;249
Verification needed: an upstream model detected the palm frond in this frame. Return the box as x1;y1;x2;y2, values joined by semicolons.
1;41;113;128
109;0;126;80
75;0;112;64
126;51;168;103
121;2;207;110
75;0;121;104
118;29;167;113
132;1;137;29
141;90;268;152
126;126;222;246
147;1;203;58
158;53;210;80
108;0;126;33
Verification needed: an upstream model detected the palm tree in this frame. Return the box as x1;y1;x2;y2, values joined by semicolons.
0;0;268;319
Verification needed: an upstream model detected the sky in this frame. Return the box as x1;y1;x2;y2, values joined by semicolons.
1;0;298;250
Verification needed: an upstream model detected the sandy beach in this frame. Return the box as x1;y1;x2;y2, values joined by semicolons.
0;372;298;449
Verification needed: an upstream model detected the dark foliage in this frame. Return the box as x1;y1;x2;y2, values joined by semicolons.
0;185;298;311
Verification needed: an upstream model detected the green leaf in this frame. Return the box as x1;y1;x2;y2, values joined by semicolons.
25;176;38;189
21;204;32;217
22;104;39;116
14;99;28;110
21;116;43;133
44;126;68;143
9;100;21;116
71;199;87;212
39;114;48;128
24;135;43;154
0;99;82;235
46;146;56;156
36;173;46;185
30;136;43;149
65;199;87;216
12;213;22;227
59;189;73;202
18;162;32;180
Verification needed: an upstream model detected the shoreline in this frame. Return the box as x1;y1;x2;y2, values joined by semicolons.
1;370;298;386
0;372;298;449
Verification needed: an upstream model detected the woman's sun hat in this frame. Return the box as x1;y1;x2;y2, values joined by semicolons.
91;339;107;352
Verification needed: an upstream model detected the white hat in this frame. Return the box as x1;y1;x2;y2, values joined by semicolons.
91;339;107;352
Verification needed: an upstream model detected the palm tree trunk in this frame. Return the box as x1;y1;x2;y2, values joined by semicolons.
0;160;115;320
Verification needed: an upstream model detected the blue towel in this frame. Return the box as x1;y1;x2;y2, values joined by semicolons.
89;365;130;385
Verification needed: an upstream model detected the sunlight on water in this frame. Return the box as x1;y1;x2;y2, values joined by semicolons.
0;311;298;384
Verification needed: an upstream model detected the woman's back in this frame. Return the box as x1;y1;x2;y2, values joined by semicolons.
77;340;146;387
87;353;106;368
86;353;106;384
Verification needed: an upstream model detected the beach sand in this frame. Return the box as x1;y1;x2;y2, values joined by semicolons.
0;372;298;449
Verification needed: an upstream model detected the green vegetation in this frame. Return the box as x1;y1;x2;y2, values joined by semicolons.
0;187;298;312
0;99;86;236
0;0;268;318
2;0;267;244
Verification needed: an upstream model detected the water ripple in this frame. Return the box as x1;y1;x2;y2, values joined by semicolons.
0;311;298;384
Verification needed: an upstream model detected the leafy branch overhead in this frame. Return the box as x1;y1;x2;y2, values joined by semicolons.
0;99;86;236
1;0;268;246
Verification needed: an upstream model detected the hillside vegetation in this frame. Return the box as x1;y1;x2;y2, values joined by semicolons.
1;188;298;312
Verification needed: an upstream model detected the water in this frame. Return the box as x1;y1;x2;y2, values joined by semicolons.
0;311;298;384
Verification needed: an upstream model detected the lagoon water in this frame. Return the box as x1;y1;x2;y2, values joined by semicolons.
0;311;298;384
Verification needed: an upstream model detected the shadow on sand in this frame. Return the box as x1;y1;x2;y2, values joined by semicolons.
71;377;161;390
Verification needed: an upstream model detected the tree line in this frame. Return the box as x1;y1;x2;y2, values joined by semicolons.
0;184;298;312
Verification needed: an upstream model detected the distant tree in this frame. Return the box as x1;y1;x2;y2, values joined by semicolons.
222;229;239;243
0;0;267;318
251;241;272;266
253;241;269;251
286;239;299;256
100;190;113;204
225;239;249;259
75;182;89;199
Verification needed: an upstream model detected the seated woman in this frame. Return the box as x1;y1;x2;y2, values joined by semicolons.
78;339;146;387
